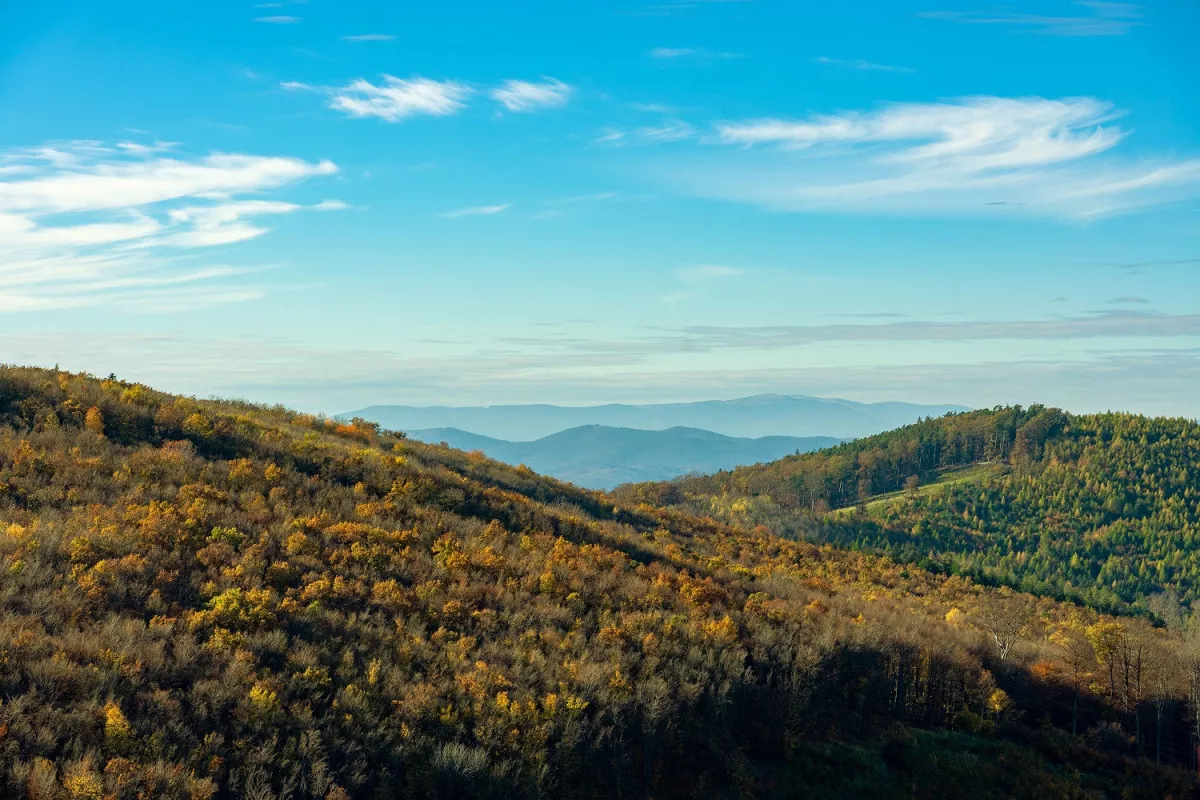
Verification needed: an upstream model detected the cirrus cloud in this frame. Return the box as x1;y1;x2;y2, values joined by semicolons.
341;33;396;42
284;75;576;121
814;56;914;74
0;141;341;312
489;78;572;112
647;96;1200;218
439;203;511;219
919;2;1145;37
328;76;472;121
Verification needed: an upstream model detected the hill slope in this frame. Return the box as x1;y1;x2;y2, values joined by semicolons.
0;370;1194;799
618;406;1200;612
347;394;967;441
407;425;839;489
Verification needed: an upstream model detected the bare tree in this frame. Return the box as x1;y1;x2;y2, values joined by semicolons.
1049;617;1095;735
976;589;1036;661
1148;589;1184;631
1147;640;1180;764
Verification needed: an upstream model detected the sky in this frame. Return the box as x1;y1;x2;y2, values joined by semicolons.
1;0;1198;416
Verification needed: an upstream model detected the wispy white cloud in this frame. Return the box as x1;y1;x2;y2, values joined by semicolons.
557;191;618;204
716;96;1121;152
920;1;1145;36
0;141;340;311
530;192;617;220
597;121;696;147
639;122;696;143
162;198;342;247
327;75;471;121
490;78;572;112
632;0;755;18
341;33;396;42
254;15;300;23
648;47;698;58
631;102;676;114
664;264;745;303
115;140;178;155
0;151;335;214
647;47;743;61
666;96;1200;218
593;129;627;145
677;264;744;282
290;75;575;120
439;203;511;219
814;56;914;74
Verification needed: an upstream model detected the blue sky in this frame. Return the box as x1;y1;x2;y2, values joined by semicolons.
1;0;1198;415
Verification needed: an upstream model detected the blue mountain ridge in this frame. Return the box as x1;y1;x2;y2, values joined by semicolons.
346;394;967;441
405;424;841;490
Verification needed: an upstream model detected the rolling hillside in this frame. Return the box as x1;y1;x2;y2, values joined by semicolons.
347;395;967;441
0;368;1195;799
618;406;1200;613
407;425;840;489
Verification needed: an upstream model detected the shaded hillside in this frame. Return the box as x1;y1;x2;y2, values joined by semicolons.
618;406;1200;612
348;394;967;441
407;425;839;489
0;369;1196;799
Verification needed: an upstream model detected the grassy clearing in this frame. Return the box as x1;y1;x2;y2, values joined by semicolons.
828;462;1009;518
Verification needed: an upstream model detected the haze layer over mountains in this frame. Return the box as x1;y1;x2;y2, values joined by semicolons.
347;394;965;488
348;394;965;441
405;425;840;489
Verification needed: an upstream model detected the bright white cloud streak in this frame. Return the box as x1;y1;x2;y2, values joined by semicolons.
662;96;1200;217
0;141;340;311
328;76;472;121
489;78;572;112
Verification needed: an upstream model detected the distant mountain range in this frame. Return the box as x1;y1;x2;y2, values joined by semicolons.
405;425;841;489
347;395;968;441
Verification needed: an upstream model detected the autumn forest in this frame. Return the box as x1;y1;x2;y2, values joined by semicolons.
2;366;1200;799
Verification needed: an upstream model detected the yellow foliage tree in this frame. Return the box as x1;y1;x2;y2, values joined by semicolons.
987;688;1012;720
84;406;105;436
104;701;132;749
62;759;103;800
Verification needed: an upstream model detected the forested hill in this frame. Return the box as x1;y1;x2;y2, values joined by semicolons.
406;425;840;489
617;406;1200;612
1;369;1197;799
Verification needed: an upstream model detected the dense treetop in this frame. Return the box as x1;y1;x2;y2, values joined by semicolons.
0;369;1197;799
